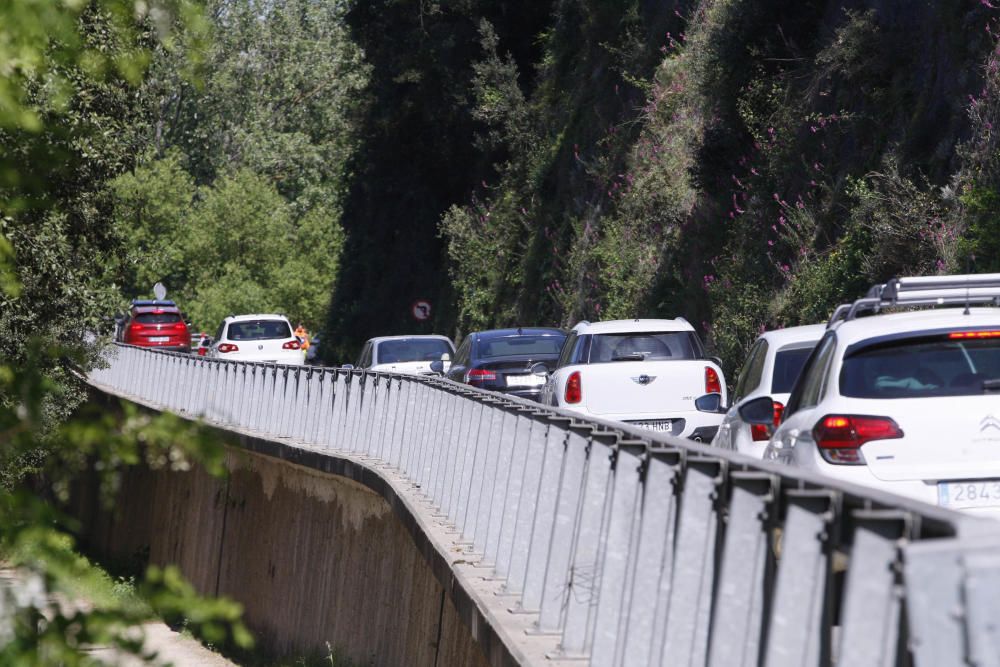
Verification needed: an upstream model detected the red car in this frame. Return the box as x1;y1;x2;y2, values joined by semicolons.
116;300;191;352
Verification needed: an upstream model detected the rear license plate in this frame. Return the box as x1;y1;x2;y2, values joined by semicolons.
630;420;673;434
506;374;545;388
937;480;1000;509
149;336;170;343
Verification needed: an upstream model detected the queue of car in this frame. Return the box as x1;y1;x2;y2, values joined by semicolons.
721;273;1000;520
119;272;1000;520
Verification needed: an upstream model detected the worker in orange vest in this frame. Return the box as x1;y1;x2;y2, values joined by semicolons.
294;323;310;356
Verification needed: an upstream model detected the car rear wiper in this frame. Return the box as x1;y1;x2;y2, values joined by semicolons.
611;352;646;361
984;379;1000;393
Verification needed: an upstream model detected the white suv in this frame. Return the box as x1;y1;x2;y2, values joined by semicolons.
539;319;728;441
739;274;1000;517
713;324;825;457
207;314;304;365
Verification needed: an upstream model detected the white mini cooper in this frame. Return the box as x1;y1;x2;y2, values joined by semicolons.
538;319;728;441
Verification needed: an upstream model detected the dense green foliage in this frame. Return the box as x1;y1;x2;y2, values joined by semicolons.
111;0;364;332
0;1;251;662
318;0;1000;371
430;0;999;370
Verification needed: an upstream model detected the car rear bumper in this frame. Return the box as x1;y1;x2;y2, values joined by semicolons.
131;341;190;352
794;457;1000;519
498;387;545;402
219;352;304;366
569;407;724;439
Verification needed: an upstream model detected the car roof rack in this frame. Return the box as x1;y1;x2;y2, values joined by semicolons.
827;273;1000;327
131;299;176;307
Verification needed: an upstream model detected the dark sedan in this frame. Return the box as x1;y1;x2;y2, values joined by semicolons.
445;327;566;401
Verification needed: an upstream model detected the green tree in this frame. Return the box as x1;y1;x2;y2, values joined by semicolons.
1;1;253;660
112;0;363;333
112;163;344;331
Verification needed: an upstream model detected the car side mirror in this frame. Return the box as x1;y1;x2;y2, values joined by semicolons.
739;395;775;425
341;363;355;370
695;393;725;413
429;360;444;374
530;362;549;376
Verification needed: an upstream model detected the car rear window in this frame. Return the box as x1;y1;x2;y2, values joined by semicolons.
134;312;181;324
226;320;292;341
589;332;699;362
840;334;1000;398
771;346;815;393
478;335;565;358
377;339;452;363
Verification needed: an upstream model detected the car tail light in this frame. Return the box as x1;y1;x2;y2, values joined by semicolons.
173;322;187;330
283;340;301;350
218;343;239;353
705;366;722;394
750;400;785;442
128;322;146;331
565;371;582;404
813;414;903;465
948;330;1000;339
466;369;497;385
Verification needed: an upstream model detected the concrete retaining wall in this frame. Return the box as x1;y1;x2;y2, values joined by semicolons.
72;443;491;667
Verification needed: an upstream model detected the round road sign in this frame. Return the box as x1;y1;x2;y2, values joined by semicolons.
411;300;432;321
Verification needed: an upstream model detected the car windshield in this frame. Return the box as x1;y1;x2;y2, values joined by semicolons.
589;332;698;362
840;334;1000;398
227;320;292;341
771;346;815;393
376;339;451;363
134;312;181;324
478;335;565;358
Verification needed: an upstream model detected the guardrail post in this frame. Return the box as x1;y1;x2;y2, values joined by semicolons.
589;443;645;666
449;399;483;524
707;471;776;667
461;401;499;542
903;537;974;667
836;511;908;667
342;370;364;452
328;371;347;448
552;431;618;659
659;456;726;666
763;490;838;667
962;548;1000;667
618;446;684;666
535;425;592;632
518;418;573;612
492;413;535;578
503;418;553;597
411;382;438;488
385;377;406;467
476;408;516;562
425;390;457;499
470;405;512;557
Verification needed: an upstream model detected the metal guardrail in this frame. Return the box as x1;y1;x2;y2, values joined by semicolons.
89;344;1000;667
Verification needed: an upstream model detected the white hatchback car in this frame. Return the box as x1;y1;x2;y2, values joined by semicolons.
354;335;455;376
207;314;303;365
739;274;1000;517
712;324;825;457
539;319;728;441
